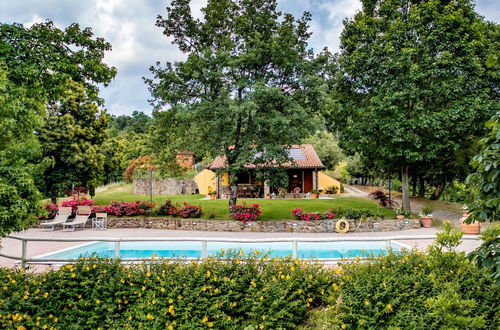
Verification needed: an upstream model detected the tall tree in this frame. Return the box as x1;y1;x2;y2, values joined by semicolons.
146;0;322;209
1;20;116;200
302;130;343;170
327;0;498;212
38;81;109;201
0;65;44;236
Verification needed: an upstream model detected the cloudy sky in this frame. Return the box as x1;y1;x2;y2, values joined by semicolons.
1;0;498;116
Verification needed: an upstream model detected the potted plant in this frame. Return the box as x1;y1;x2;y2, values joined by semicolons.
310;189;319;199
420;205;433;228
208;191;217;200
460;205;480;235
394;208;408;220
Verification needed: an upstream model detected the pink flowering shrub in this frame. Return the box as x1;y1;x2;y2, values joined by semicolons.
292;208;335;221
60;193;94;215
178;202;202;218
91;201;155;216
40;203;59;220
157;200;179;216
231;203;261;223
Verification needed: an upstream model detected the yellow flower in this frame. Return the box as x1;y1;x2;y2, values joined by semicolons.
253;250;260;255
332;283;339;291
146;272;151;277
208;322;214;327
335;267;342;275
95;299;101;304
341;324;346;329
120;279;125;284
259;325;264;329
168;298;174;304
43;292;49;298
71;273;76;278
230;302;237;307
227;316;231;321
386;304;393;312
160;287;165;292
364;300;370;306
168;326;173;330
146;313;154;320
250;280;256;287
128;316;132;321
206;270;211;278
201;317;208;323
308;298;313;302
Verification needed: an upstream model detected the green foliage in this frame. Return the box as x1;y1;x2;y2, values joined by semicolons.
0;254;334;329
147;0;325;207
302;130;343;169
109;111;152;135
467;111;500;221
0;21;116;103
468;223;500;283
441;180;470;204
330;248;498;328
38;81;109;200
101;136;128;183
0;65;43;236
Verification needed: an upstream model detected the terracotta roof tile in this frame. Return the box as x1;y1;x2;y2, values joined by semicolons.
208;144;324;170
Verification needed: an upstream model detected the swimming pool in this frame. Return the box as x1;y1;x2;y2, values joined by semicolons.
38;240;408;260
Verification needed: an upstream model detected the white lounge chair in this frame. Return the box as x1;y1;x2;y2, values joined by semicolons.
40;207;72;231
62;206;91;231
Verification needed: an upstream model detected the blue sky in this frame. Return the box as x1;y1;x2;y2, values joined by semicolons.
1;0;498;115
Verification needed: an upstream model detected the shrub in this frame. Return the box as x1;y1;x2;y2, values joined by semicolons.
368;189;398;207
63;186;88;197
231;203;261;223
330;223;499;329
96;201;155;216
178;202;202;218
0;253;334;329
337;208;375;220
291;208;335;221
156;200;179;216
40;202;59;220
60;193;94;215
468;223;500;283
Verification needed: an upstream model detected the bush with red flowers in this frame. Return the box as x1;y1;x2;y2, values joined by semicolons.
178;202;202;218
61;194;95;215
157;200;179;216
231;203;261;223
40;203;59;220
99;201;155;217
292;208;335;221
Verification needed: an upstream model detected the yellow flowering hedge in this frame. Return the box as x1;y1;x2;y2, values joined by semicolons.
0;252;335;329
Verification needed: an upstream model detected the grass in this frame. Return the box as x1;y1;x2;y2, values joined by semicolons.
92;183;396;220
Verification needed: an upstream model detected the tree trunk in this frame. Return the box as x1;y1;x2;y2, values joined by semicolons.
228;179;238;214
401;166;411;212
430;181;446;200
418;175;426;198
411;173;417;196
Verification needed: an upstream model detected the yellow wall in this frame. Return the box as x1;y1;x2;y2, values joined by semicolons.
318;171;341;194
194;169;217;195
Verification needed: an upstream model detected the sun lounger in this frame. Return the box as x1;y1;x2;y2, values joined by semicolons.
40;207;72;231
62;206;91;231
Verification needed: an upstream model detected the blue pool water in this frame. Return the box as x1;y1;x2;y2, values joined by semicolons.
40;241;406;260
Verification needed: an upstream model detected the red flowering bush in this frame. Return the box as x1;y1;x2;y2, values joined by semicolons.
103;201;155;216
292;208;335;221
40;203;59;220
231;203;261;223
178;202;202;218
60;193;94;215
91;201;155;216
157;200;179;216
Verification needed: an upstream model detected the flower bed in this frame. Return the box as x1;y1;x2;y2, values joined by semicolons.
292;208;335;221
92;201;155;217
230;203;261;223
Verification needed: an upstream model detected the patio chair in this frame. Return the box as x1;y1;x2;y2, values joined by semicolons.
40;207;72;231
62;206;91;231
292;187;301;199
92;213;107;230
253;186;261;198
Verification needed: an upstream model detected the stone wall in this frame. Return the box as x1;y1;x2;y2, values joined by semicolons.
133;178;198;195
107;217;421;233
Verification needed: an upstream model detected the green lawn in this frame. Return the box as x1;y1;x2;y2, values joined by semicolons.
92;184;395;220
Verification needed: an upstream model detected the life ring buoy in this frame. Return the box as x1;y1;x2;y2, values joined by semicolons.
335;219;350;233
